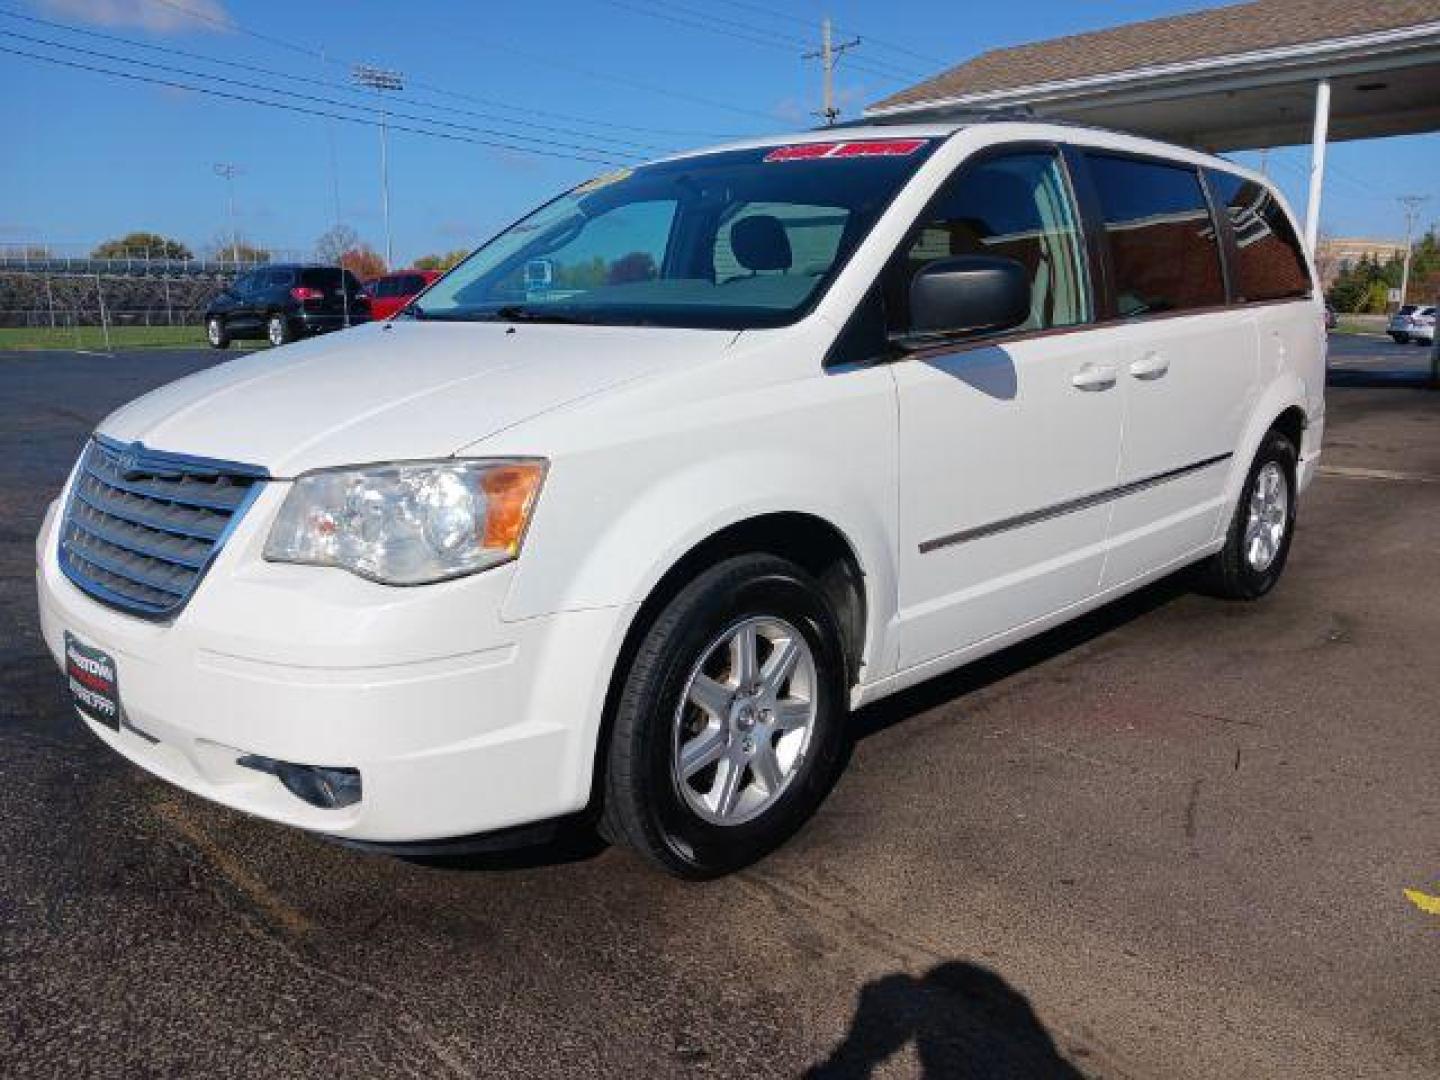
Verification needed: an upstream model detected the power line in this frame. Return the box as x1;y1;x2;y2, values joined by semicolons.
596;0;924;85
463;33;781;123
0;43;627;166
707;0;950;69
0;6;679;154
2;29;646;162
139;0;764;130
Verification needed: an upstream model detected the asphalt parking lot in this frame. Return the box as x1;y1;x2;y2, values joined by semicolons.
1;335;1436;1079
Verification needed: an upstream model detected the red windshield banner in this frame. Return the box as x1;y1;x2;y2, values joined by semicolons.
764;139;928;163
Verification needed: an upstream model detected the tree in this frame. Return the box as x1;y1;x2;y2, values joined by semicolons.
414;248;470;272
606;251;657;285
204;234;270;264
339;245;387;280
91;232;192;260
314;224;361;265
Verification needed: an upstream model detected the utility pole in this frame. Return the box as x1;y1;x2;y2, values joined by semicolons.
1396;194;1430;306
352;64;404;270
803;17;860;126
212;162;244;264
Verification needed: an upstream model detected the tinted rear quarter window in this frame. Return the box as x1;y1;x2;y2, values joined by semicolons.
1086;154;1225;316
299;268;343;289
1205;169;1312;302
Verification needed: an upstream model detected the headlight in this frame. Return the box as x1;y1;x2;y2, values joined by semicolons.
263;459;546;585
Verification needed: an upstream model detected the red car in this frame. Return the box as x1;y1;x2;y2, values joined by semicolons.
363;269;441;320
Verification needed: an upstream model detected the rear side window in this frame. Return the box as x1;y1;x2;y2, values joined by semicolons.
1204;170;1312;302
401;274;428;293
299;268;342;289
1086;154;1225;316
887;150;1092;333
372;276;403;298
264;269;295;289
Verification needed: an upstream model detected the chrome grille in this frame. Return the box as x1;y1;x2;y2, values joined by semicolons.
58;436;267;619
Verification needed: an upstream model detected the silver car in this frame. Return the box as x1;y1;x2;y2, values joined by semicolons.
1388;304;1436;344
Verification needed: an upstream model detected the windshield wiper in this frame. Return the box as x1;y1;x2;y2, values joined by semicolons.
491;304;591;325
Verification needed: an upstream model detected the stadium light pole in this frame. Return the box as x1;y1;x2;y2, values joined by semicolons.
352;64;403;270
212;162;244;264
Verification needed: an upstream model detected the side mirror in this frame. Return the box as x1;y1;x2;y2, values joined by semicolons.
909;256;1031;337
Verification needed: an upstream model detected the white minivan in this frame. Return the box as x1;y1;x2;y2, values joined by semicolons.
37;120;1324;877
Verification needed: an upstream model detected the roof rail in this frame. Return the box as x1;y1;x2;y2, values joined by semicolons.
822;105;1037;130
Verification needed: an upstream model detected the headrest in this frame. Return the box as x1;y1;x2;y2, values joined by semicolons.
731;215;792;273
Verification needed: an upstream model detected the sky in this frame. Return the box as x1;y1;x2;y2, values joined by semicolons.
2;0;1436;266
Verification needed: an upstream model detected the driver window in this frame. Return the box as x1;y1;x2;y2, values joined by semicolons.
885;150;1091;336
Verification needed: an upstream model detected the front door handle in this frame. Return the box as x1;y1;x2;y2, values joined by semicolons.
1129;352;1170;380
1071;362;1118;391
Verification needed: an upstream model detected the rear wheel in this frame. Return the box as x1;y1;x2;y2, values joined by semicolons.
267;313;294;347
1390;332;1409;344
1197;431;1298;600
206;316;230;349
600;554;849;878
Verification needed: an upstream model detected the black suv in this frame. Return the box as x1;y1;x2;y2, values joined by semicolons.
204;264;370;348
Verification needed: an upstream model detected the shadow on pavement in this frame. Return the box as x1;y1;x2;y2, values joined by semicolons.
1327;366;1436;389
362;572;1199;874
852;570;1193;742
807;961;1084;1079
341;815;610;872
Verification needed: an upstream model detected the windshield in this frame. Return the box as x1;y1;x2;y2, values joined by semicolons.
410;140;938;330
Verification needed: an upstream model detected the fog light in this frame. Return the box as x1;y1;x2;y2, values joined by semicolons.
238;755;362;808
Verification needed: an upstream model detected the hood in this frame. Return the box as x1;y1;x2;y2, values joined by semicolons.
99;321;737;475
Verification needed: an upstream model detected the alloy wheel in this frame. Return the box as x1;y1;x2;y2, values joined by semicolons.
1244;461;1289;571
671;616;818;826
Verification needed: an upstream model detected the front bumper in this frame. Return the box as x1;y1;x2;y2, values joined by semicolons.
35;486;632;842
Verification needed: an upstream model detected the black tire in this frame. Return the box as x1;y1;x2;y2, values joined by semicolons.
600;554;849;878
1197;430;1299;600
266;313;294;347
1390;333;1409;344
205;316;230;350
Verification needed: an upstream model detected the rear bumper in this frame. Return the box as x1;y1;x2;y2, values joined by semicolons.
35;490;634;843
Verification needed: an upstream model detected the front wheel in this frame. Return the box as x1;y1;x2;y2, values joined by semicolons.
266;313;294;347
1197;431;1298;600
1390;332;1409;344
600;554;849;878
206;316;230;349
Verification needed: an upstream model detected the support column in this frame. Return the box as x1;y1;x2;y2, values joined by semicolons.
1304;78;1331;254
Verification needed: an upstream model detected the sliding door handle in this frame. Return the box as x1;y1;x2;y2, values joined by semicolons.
1129;352;1170;380
1071;362;1118;391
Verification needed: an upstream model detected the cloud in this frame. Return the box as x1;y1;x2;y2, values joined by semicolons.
34;0;234;34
